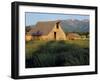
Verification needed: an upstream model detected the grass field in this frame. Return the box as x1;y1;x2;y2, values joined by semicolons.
25;40;89;68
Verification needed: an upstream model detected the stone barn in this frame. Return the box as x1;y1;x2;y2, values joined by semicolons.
27;20;66;41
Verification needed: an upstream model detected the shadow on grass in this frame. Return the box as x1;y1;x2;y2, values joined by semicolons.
26;40;89;68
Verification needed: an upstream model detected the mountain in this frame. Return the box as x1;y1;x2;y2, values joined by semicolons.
60;19;89;33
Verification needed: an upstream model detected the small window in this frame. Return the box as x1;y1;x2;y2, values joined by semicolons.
56;22;59;29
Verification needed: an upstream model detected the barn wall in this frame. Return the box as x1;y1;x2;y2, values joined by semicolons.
39;35;49;40
47;25;66;40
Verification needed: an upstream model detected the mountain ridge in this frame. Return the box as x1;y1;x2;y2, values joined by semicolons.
60;19;89;32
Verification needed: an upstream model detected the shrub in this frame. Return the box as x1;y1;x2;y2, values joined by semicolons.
26;40;89;68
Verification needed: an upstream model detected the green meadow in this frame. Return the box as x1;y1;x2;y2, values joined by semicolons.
25;40;89;68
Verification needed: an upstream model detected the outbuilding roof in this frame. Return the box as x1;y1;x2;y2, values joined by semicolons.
66;33;81;38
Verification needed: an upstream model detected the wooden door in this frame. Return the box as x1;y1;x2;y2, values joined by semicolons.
54;32;56;40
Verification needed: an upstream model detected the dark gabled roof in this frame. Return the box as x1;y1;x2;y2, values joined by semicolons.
28;20;60;35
